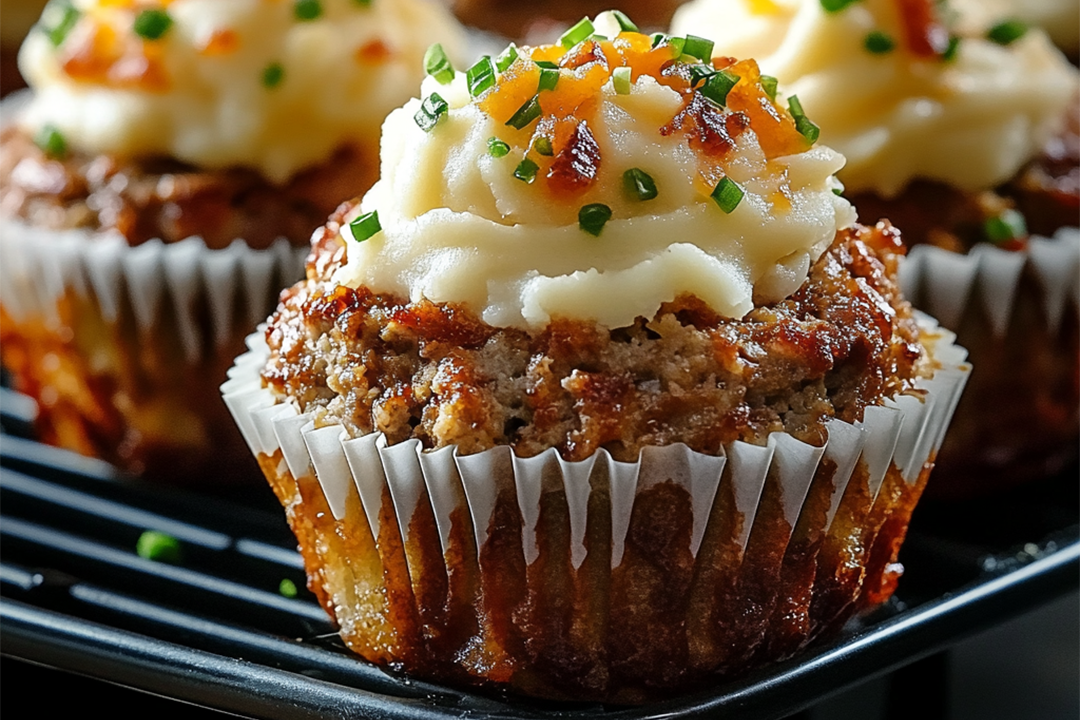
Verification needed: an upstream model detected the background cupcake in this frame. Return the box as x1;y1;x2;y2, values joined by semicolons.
0;0;465;482
225;15;969;700
672;0;1079;494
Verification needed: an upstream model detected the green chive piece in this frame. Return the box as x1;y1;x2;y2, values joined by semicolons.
43;1;80;47
538;66;560;92
424;43;455;84
623;168;658;201
514;157;539;183
533;136;554;156
487;137;511;158
682;35;715;62
819;0;859;12
667;36;686;58
496;44;519;72
133;9;172;40
613;66;632;94
760;75;779;101
279;578;299;598
987;19;1027;45
560;17;595;49
467;56;496;98
294;0;322;21
700;70;740;106
262;62;284;88
689;64;717;87
711;177;744;214
349;210;382;242
535;60;559;69
864;30;895;54
579;203;613;236
795;116;820;143
34;124;67;159
136;530;182;564
611;10;639;33
832;178;846;196
590;34;609;42
505;94;542;130
942;35;961;61
414;93;449;132
984;209;1027;243
788;94;821;143
651;33;666;48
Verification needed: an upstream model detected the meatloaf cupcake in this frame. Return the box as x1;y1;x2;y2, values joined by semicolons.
673;0;1079;494
223;14;969;700
0;0;464;482
0;0;47;95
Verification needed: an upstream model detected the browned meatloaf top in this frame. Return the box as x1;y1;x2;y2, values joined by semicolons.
261;203;925;462
0;125;377;249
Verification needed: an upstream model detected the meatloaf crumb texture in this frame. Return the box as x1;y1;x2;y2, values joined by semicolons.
263;204;924;462
0;125;378;249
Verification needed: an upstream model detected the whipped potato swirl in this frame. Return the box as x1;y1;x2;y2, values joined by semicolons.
335;21;855;329
672;0;1079;197
18;0;464;182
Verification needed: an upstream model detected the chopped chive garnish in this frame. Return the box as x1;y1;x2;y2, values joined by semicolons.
795;116;820;143
864;30;895;54
689;64;717;87
700;70;740;106
424;43;455;84
682;35;715;62
34;124;67;158
514;157;539;183
788;94;821;143
560;17;595;48
538;66;560;92
987;19;1027;45
413;93;449;132
831;178;845;196
279;578;299;598
136;530;182;564
535;60;559;69
505;94;542;130
262;62;284;88
711;177;744;214
487;136;511;157
133;9;172;40
579;203;613;236
43;1;80;47
984;209;1027;243
613;66;632;94
590;34;608;42
496;44;519;72
611;10;639;33
623;168;658;201
294;0;322;20
819;0;859;12
667;36;686;58
942;35;961;61
533;136;554;156
349;210;382;242
467;56;496;98
651;33;666;48
760;75;779;101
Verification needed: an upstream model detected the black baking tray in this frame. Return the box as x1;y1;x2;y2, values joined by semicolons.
1;385;1077;720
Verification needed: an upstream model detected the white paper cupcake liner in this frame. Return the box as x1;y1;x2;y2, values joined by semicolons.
899;227;1080;337
222;313;970;578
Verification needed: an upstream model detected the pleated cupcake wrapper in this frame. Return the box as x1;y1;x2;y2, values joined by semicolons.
222;313;969;581
899;227;1080;337
0;218;307;361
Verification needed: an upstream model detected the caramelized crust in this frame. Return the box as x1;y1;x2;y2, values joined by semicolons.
263;203;923;461
0;126;378;249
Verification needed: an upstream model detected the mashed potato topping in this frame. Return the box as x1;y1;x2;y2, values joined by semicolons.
17;0;464;182
671;0;1078;197
335;14;855;329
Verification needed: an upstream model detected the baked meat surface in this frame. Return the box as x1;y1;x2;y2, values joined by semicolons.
0;125;378;248
263;203;925;461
